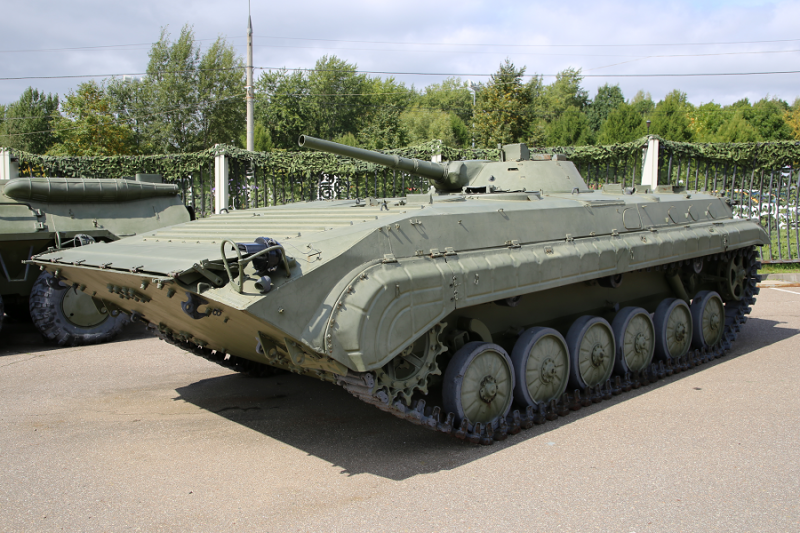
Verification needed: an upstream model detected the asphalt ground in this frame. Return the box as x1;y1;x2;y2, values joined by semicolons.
1;287;799;532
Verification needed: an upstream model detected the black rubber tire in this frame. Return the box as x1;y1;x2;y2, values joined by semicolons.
0;294;5;335
29;271;128;346
443;341;515;431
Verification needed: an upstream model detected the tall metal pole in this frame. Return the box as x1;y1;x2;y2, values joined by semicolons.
246;7;254;152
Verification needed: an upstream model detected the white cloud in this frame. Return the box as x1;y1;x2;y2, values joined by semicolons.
0;0;798;106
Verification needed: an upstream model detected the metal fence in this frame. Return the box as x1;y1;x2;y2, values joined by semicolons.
4;138;799;263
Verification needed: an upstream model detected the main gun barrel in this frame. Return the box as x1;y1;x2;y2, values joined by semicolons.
298;135;448;182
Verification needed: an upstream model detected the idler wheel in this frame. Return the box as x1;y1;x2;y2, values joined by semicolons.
691;290;725;349
511;327;569;407
654;298;693;362
443;341;515;431
566;316;615;390
612;307;655;375
29;271;128;346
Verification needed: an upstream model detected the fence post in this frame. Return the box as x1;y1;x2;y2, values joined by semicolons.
641;136;660;189
0;148;19;180
214;146;230;213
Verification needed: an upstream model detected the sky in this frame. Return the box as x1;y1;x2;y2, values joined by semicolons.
1;0;799;107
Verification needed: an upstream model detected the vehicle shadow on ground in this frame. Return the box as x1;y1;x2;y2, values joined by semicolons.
0;320;153;357
175;316;797;481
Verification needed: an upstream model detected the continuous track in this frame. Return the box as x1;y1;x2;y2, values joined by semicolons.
157;247;761;446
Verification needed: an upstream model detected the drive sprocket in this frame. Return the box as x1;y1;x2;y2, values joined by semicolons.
374;322;447;406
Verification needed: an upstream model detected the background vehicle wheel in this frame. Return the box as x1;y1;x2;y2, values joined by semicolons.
443;341;515;430
566;316;615;390
29;271;128;346
691;291;725;349
654;298;692;361
612;307;655;375
511;327;569;407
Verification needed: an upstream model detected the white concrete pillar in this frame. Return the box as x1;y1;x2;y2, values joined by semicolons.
0;148;19;180
641;136;660;189
214;148;230;214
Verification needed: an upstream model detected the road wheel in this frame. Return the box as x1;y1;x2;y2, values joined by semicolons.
443;341;515;431
691;291;725;349
511;327;569;407
654;298;692;362
612;307;655;375
29;271;128;346
567;316;615;390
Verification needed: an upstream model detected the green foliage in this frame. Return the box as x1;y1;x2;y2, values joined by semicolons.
750;97;793;140
587;84;625;132
785;104;800;140
239;121;273;152
0;87;59;154
109;25;245;154
474;60;531;146
597;102;645;144
417;77;474;124
254;56;412;151
546;107;593;146
47;81;137;156
631;90;655;116
401;106;469;147
544;68;589;116
650;90;693;142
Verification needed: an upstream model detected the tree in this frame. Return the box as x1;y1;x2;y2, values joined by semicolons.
355;76;413;150
785;98;800;140
750;97;793;140
631;90;655;117
47;81;137;156
239;120;273;152
417;77;474;124
690;102;726;142
0;87;59;154
401;106;468;146
714;110;761;143
112;25;245;154
254;68;311;150
474;60;531;146
546;107;593;146
543;68;589;118
650;90;693;141
597;102;645;144
587;84;624;132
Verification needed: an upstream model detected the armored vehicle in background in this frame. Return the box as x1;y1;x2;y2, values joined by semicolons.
30;136;765;444
1;174;192;344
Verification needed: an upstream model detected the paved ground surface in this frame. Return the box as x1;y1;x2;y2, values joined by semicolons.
1;288;799;532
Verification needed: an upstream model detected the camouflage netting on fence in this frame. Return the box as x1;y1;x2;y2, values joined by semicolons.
6;137;800;262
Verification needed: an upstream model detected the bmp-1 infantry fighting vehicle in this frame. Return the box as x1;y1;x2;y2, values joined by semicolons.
1;174;192;344
30;136;765;444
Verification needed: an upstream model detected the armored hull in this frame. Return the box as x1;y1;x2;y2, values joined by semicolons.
31;137;767;443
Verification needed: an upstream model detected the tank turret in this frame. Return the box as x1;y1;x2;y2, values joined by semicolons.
298;135;588;194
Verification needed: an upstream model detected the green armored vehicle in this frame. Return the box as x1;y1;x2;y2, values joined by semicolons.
30;136;765;443
1;174;192;344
